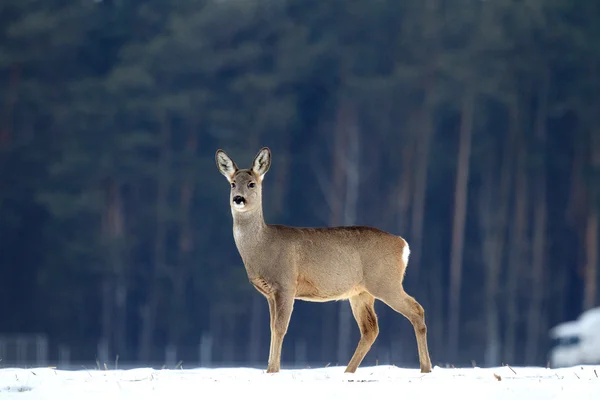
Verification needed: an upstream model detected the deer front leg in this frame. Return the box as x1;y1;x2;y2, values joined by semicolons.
266;290;294;373
266;296;275;366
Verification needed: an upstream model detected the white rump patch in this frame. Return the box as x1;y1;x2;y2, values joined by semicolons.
402;241;410;266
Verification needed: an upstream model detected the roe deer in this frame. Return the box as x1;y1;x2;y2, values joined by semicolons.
215;147;432;374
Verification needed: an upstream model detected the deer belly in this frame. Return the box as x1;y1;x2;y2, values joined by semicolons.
295;274;362;302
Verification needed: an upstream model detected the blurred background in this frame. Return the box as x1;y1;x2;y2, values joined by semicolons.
1;0;600;371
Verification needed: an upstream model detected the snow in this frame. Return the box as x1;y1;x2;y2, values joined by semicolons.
549;320;582;338
549;306;600;367
1;365;599;400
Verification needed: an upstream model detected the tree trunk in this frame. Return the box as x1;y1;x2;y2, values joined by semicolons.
330;103;348;227
139;109;171;363
504;98;527;365
409;81;435;279
169;122;198;350
110;182;128;360
99;178;126;360
584;207;598;310
565;130;587;321
99;278;113;364
584;127;600;310
271;131;291;217
481;103;515;367
525;75;549;366
447;87;475;362
409;0;439;281
0;64;21;148
393;118;416;236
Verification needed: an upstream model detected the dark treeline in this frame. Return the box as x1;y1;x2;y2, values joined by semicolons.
1;0;599;369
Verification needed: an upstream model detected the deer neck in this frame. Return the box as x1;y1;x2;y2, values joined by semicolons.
232;206;267;255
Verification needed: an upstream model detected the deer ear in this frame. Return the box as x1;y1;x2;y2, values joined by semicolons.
216;149;238;182
251;147;271;181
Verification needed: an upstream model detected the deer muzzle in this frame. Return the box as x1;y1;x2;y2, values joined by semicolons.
232;195;246;208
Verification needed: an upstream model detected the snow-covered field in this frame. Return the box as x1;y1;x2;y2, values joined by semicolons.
1;365;599;400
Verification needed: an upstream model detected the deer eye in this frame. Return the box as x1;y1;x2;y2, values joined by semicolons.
231;182;236;188
248;182;256;188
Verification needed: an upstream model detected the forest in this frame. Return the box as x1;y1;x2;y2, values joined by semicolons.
1;0;599;369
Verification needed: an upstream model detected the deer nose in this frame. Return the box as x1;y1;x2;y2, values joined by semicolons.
233;195;245;205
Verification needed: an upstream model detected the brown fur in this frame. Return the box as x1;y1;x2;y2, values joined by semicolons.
216;147;432;374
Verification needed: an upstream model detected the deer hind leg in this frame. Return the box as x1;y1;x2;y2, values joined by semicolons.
266;290;294;373
345;292;379;373
372;286;432;373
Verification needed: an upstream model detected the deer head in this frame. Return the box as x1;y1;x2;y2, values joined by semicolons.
216;147;271;213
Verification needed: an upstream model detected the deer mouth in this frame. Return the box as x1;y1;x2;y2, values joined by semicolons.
232;195;246;209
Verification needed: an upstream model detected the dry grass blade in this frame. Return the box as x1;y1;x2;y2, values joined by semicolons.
493;373;502;381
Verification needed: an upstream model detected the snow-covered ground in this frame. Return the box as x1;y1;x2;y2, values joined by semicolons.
1;365;599;400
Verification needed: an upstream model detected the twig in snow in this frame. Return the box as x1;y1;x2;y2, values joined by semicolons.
574;372;580;379
493;373;502;381
506;365;517;375
324;362;331;368
594;369;598;378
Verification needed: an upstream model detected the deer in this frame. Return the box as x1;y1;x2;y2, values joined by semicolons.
215;147;432;374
